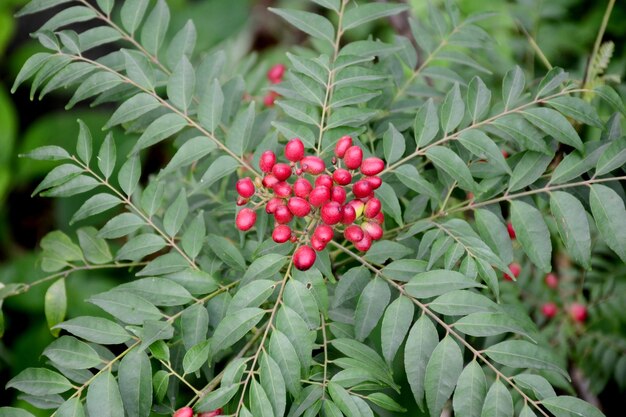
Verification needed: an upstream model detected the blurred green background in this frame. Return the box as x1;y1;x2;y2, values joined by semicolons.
0;0;624;415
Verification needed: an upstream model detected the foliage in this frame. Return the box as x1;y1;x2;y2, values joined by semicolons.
1;0;626;416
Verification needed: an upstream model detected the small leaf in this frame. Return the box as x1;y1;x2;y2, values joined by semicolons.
269;330;302;397
269;8;335;43
77;227;113;264
163;190;188;237
405;269;484;299
207;234;246;270
181;212;206;259
115;234;166;261
132;113;188;153
466;76;491;123
453;361;487;417
550;192;591;268
535;67;568;98
123;50;155;90
508;151;553;192
425;336;463;417
97;133;116;179
54;316;131;344
354;277;390;341
510;200;552;272
458;130;511;174
76;119;92;165
260;352;286;417
481;380;513;417
211;308;265;354
181;304;209;350
43;336;101;369
596;137;626;176
546;96;602;128
118;155;141;196
426;146;476;191
225;102;255;156
523;107;583;151
71;193;122;224
484;340;568;379
141;0;170;55
183;341;211;374
166;20;196;69
160;137;216;177
381;296;414;365
589;184;626;262
540;396;605;417
342;3;408;31
105;93;160;129
196;155;239;191
118;348;152;417
99;213;144;239
250;379;274;417
87;372;124;417
414;98;439;148
167;56;195;113
121;0;150;35
377;182;403;226
198;79;224;134
405;315;439;410
383;124;405;164
195;385;239;412
45;278;66;337
440;83;464;134
502;66;525;110
7;368;72;396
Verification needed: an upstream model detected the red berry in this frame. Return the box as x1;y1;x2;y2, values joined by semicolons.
541;303;558;318
570;303;587;323
331;186;347;204
352;180;372;198
294;245;316;270
198;408;224;417
321;202;342;225
545;273;558;289
272;225;292;243
294;178;313;198
236;208;256;231
341;204;357;224
272;163;292;181
344;146;363;170
262;174;279;188
503;262;521;281
259;150;276;173
347;200;365;218
267;64;286;83
288;197;311;217
362;222;383;240
236;197;248;206
360;157;385;176
265;197;282;214
173;407;194;417
274;205;293;224
344;225;364;242
507;222;516;239
236;177;255;198
285;138;305;162
314;225;334;243
311;235;327;252
263;92;278;107
354;233;372;251
333;168;352;185
315;174;333;189
289;234;297;243
373;211;384;224
301;156;326;175
273;181;292;198
309;186;331;207
335;136;353;158
364;176;382;190
502;150;509;158
364;198;381;218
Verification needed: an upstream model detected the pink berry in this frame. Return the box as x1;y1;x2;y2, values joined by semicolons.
321;202;342;225
274;205;293;224
507;222;516;239
294;245;316;270
541;303;558;318
362;222;383;240
236;208;256;231
263;92;278;107
285;138;305;162
344;146;363;170
335;136;353;158
301;156;326;175
352;180;372;198
311;235;326;252
273;225;292;243
503;262;521;281
333;168;352;186
344;225;364;243
341;204;357;224
331;186;347;204
570;303;587;323
173;407;194;417
314;225;334;243
267;64;286;83
373;211;384;224
265;197;282;214
273;181;292;198
259;150;276;173
262;174;279;188
347;200;364;218
272;163;292;181
315;174;334;189
354;233;372;251
360;157;385;176
288;197;311;217
198;408;223;417
365;176;382;190
309;186;331;207
236;197;248;206
293;178;313;198
545;273;558;289
364;198;381;218
236;177;255;198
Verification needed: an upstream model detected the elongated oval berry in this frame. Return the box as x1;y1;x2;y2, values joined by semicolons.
263;92;278;107
273;181;292;198
236;197;248;206
236;208;256;231
272;225;292;243
354;233;372;251
507;222;516;239
285;138;305;162
173;407;194;417
364;198;381;218
341;204;356;224
545;273;558;289
362;222;383;240
314;225;334;243
335;136;353;158
321;202;342;225
352;180;372;198
267;64;286;83
360;157;385;176
373;211;384;224
570;303;587;323
344;146;363;170
262;174;279;188
259;150;276;173
347;200;364;218
542;303;557;319
272;163;292;181
294;245;316;270
365;176;382;190
198;408;224;417
344;225;364;242
331;186;347;204
294;178;313;198
503;262;521;281
288;197;311;217
236;177;255;198
311;235;326;252
265;197;282;214
332;168;352;185
274;205;293;224
301;156;325;175
315;174;333;189
309;186;331;207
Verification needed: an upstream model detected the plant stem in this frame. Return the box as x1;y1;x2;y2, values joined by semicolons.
583;0;616;87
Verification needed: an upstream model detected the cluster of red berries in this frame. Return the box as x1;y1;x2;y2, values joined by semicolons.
173;407;221;417
263;63;286;107
235;136;385;271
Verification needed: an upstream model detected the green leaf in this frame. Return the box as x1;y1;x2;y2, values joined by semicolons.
43;336;101;369
183;340;211;374
425;336;463;417
550;192;591;268
381;296;413;365
12;52;52;93
99;213;144;239
508;151;553;192
510;200;552;272
212;308;265;354
167;56;195;113
251;379;274;417
523;108;583;151
458;130;511;174
593;85;625;115
207;234;246;270
512;374;556;400
7;368;72;396
0;408;35;417
141;0;170;55
119;348;152;417
540;396;605;417
327;382;360;417
182;212;206;259
87;372;124;417
196;155;239;191
453;361;487;417
276;306;314;376
105;93;160;129
16;0;73;17
71;193;122;224
394;164;439;200
484;340;568;379
596;137;626;176
342;3;408;31
283;280;319;330
440;83;464;134
31;164;82;196
383;124;405;164
269;8;335;44
429;290;497;316
454;312;527;338
56;398;85;417
160;137;215;177
270;329;302;397
481;380;513;417
377;182;403;226
96;0;113;15
225;102;255;156
115;234;166;261
311;0;339;12
39;6;97;32
365;240;412;264
121;0;150;35
331;338;390;383
366;392;406;412
589;184;626;262
426;146;476;191
97;133;116;179
241;254;288;286
66;72;122;109
166;20;196;69
152;370;169;402
88;290;162;325
474;209;513;265
76;119;92;165
77;227;112;264
354;277;390;341
132;113;188;153
118;277;192;306
502;66;525;110
55;316;130;344
547;96;602;128
41;175;99;198
491;116;552;155
181;304;209;349
260;352;286;417
118;155;141;196
405;269;484;298
414;98;439;148
466;76;491;123
198;79;224;134
195;385;239;412
405;315;439;410
163;190;188;237
45;278;66;337
227;280;276;316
